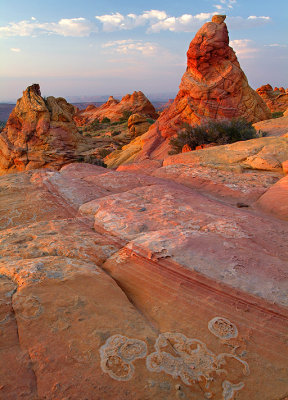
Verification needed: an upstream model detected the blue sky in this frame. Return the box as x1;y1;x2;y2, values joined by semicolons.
0;0;287;102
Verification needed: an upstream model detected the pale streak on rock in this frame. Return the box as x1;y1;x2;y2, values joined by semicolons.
100;335;147;381
208;317;238;340
146;332;249;397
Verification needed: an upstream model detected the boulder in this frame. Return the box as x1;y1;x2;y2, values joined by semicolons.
128;114;151;138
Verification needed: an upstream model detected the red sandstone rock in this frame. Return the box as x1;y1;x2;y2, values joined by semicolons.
181;144;192;153
0;84;85;174
108;15;271;164
74;91;158;125
282;160;288;174
256;84;288;113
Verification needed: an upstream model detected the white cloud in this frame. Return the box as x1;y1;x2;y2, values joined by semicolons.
248;16;270;21
95;10;214;33
148;12;214;32
95;10;168;32
0;17;98;37
228;15;271;29
10;48;21;52
214;5;224;10
219;0;237;8
102;39;159;56
0;10;272;38
265;43;287;48
230;39;259;58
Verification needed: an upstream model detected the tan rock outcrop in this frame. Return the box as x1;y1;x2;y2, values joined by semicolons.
253;114;288;137
74;91;158;125
106;15;271;164
256;84;288;113
128;114;151;137
0;84;84;174
163;136;288;172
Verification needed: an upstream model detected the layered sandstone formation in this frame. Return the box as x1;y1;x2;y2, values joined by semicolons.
256;84;288;113
0;84;85;174
0;162;287;399
74;91;158;125
106;15;271;166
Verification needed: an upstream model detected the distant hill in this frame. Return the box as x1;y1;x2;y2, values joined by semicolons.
0;104;15;122
0;99;173;123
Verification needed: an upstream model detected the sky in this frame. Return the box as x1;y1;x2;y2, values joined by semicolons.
0;0;287;102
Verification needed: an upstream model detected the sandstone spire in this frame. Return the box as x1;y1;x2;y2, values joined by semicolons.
107;15;271;164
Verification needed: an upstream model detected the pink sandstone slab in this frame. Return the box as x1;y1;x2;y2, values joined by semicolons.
0;163;287;399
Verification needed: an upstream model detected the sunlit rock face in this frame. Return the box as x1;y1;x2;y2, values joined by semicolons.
0;84;84;174
106;15;271;165
256;84;288;113
0;162;287;399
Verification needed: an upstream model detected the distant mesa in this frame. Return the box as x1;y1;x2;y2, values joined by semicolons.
256;84;288;113
0;84;84;175
106;15;272;166
73;91;158;126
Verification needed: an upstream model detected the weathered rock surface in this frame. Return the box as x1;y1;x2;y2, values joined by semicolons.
256;84;288;113
256;175;288;220
74;91;158;125
106;15;271;165
0;84;86;175
152;164;280;204
164;136;288;172
253;114;288;137
1;162;288;399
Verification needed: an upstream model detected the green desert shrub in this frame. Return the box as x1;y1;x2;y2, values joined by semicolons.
111;130;121;136
120;110;132;122
272;111;284;119
146;118;155;124
98;148;112;158
101;117;111;124
169;119;259;155
76;155;107;168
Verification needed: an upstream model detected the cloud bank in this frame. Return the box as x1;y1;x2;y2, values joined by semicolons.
0;11;271;37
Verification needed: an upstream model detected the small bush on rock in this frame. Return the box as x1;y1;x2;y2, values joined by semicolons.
120;111;132;121
101;117;111;124
272;111;284;119
76;155;107;168
169;119;259;154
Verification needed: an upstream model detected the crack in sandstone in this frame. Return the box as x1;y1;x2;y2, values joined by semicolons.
1;275;39;399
